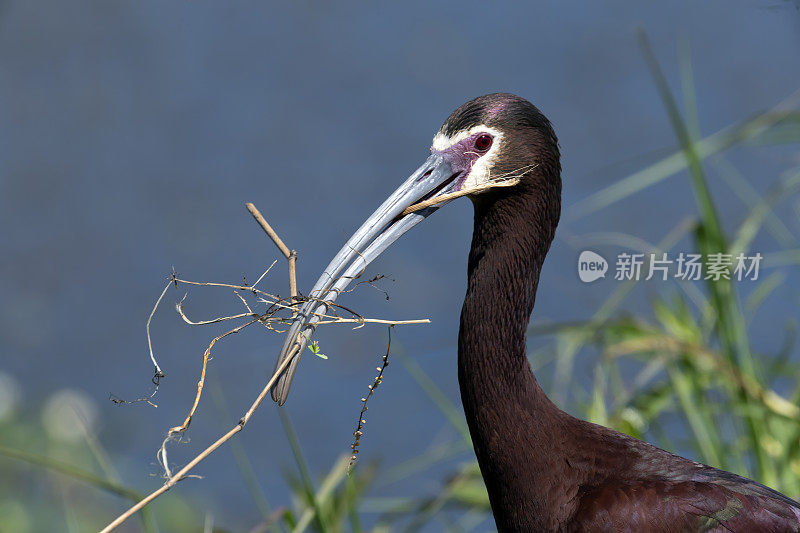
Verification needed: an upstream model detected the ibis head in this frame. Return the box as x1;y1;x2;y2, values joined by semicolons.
270;93;560;404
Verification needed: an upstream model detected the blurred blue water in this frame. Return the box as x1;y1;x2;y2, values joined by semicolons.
1;1;798;530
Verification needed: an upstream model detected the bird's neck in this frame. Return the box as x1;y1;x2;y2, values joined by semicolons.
458;184;574;530
458;190;554;409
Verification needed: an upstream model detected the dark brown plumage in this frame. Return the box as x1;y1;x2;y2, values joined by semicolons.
453;94;800;532
273;93;800;531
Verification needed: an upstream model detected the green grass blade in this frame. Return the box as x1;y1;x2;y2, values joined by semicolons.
729;169;800;258
377;439;470;488
345;475;363;533
637;29;724;247
291;455;349;533
209;379;281;532
564;108;797;221
667;366;724;467
279;409;329;533
746;272;786;317
548;218;694;405
679;37;701;141
639;28;776;484
711;156;797;249
763;248;800;267
0;445;155;533
394;347;472;446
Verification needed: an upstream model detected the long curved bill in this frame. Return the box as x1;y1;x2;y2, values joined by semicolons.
271;153;460;405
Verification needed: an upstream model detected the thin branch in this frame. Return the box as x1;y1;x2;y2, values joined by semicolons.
165;319;259;436
250;261;278;291
178;287;265;326
232;290;255;315
246;203;299;311
401;164;537;215
288;250;298;317
176;278;279;301
315;318;429;327
246;203;292;259
104;205;431;533
175;284;426;329
176;295;254;326
108;371;162;408
146;279;173;375
100;346;300;533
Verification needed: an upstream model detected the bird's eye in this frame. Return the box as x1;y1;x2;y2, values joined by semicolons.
474;134;493;152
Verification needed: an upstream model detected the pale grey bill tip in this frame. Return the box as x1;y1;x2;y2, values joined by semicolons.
270;154;456;405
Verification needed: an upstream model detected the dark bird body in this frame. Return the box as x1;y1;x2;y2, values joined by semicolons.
273;93;800;531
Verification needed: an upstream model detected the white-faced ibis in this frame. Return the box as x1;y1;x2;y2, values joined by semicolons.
271;93;800;531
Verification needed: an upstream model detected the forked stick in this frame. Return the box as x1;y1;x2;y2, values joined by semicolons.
246;202;298;308
101;204;429;532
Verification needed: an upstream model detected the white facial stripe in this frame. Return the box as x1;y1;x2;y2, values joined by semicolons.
431;125;503;152
431;125;506;192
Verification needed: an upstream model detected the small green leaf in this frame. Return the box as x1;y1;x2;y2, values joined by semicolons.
308;341;328;359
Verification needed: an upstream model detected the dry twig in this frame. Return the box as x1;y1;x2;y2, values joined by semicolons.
246;202;298;307
100;347;299;533
101;203;430;532
400;163;537;215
